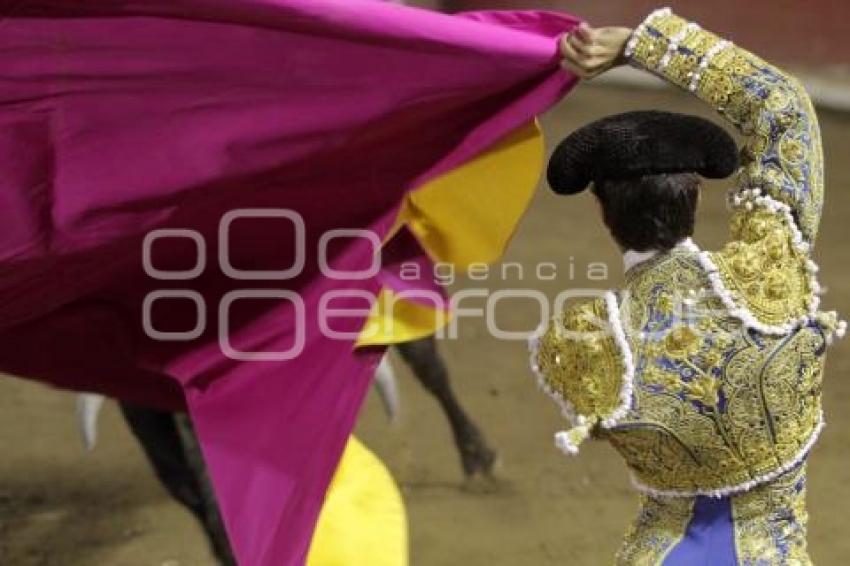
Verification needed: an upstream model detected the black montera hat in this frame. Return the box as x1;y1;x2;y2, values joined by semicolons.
547;110;739;195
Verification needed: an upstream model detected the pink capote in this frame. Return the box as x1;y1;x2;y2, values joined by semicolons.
0;1;579;563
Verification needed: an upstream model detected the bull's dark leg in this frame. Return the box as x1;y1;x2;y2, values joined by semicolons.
119;404;206;517
119;403;236;566
173;413;236;566
394;336;496;477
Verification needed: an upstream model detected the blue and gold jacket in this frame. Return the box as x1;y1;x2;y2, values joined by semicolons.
531;9;845;499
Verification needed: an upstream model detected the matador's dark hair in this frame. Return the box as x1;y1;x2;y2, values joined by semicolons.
594;173;700;252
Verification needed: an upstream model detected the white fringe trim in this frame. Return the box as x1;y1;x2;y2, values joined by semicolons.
680;193;823;336
600;292;636;429
688;39;731;92
624;7;671;59
659;22;700;70
731;190;810;254
687;242;806;336
630;415;825;498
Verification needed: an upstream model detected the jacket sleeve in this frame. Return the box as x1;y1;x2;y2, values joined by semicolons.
625;9;825;334
625;8;823;246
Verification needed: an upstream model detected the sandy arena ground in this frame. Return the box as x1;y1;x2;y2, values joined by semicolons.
1;84;848;565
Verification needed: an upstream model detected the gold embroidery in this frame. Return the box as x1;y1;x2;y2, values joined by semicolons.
535;298;624;423
604;250;826;492
617;467;811;564
684;374;720;407
616;495;693;566
629;11;824;244
531;10;836;563
733;465;811;564
712;210;813;327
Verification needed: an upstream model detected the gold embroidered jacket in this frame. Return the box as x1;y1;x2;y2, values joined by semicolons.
531;9;844;498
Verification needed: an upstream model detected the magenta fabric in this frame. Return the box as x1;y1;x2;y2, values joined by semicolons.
379;227;450;309
0;1;579;564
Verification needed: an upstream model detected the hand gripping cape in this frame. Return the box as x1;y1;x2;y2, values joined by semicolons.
0;1;580;563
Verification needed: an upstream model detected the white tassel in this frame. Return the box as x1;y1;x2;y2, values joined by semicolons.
528;293;637;450
554;431;580;456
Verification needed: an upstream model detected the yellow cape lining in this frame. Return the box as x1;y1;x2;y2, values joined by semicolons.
356;120;544;346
